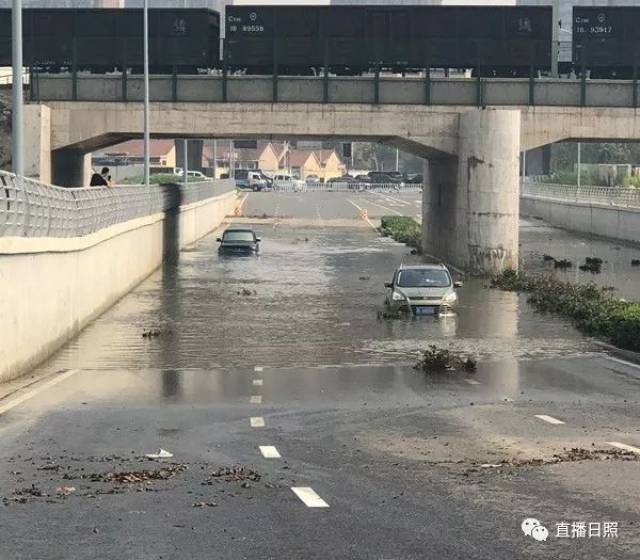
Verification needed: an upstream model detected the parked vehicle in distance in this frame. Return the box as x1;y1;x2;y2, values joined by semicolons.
272;173;306;191
384;263;462;316
354;174;372;183
185;170;210;180
368;171;404;185
407;174;423;184
258;171;274;189
327;175;357;184
217;227;261;256
305;174;321;184
235;169;268;191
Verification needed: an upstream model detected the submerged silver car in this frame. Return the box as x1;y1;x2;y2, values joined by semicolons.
384;263;462;316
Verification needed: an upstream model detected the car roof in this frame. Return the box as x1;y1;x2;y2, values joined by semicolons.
224;227;254;232
396;263;448;271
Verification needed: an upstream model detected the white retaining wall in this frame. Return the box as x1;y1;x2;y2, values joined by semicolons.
520;195;640;245
0;190;239;383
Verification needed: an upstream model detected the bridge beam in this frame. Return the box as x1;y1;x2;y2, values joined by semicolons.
423;109;520;274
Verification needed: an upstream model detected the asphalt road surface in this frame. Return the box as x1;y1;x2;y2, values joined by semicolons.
1;191;639;559
241;190;423;223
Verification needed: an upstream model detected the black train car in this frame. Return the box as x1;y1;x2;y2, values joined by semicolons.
225;5;552;76
0;8;220;73
573;7;640;78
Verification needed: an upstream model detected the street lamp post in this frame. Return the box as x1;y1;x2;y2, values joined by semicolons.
12;0;23;178
143;0;150;186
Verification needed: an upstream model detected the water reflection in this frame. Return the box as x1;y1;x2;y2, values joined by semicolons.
40;222;595;375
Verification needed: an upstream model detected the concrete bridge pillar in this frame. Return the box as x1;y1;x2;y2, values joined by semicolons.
25;104;92;187
52;148;92;188
422;109;520;274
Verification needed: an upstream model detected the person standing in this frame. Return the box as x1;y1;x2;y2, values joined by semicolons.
90;167;111;187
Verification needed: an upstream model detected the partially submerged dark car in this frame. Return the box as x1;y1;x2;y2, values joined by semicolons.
217;227;260;256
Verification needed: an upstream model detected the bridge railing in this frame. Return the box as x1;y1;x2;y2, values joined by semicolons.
521;181;640;209
0;171;235;239
270;182;422;193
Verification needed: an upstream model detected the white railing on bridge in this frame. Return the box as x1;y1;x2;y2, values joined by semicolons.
0;171;235;238
270;182;422;194
522;180;640;209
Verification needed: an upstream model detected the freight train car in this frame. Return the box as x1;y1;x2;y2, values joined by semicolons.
0;8;219;73
573;7;640;79
225;5;552;77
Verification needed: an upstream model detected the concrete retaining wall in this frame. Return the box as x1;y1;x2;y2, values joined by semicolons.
521;195;640;245
0;190;239;383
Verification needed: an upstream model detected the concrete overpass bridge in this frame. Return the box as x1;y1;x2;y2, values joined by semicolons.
23;75;640;274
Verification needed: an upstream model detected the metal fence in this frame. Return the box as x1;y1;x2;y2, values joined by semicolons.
522;181;640;209
270;182;422;194
0;171;235;239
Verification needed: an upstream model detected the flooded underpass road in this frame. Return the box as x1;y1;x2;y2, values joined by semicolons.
1;192;640;559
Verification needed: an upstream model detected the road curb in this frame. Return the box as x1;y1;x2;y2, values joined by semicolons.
593;340;640;366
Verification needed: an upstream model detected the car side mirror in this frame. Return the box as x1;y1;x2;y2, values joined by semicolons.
384;282;393;288
454;281;463;288
256;238;262;242
216;237;222;243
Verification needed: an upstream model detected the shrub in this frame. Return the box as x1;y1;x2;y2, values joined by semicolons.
492;270;640;352
380;216;422;250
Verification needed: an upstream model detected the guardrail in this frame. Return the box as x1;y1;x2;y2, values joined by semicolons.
269;182;422;193
29;74;640;109
0;171;235;238
521;181;640;209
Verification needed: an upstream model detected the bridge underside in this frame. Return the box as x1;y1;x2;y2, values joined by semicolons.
23;102;640;274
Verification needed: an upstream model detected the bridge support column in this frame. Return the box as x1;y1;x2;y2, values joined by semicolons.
422;109;520;274
24;104;52;184
52;148;92;188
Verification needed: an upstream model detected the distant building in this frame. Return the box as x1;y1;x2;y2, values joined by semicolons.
102;139;176;168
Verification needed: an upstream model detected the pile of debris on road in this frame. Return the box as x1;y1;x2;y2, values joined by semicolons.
414;345;477;374
65;463;188;484
464;447;640;475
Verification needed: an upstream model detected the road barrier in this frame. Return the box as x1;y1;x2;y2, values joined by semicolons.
270;182;422;194
0;171;235;238
522;181;640;209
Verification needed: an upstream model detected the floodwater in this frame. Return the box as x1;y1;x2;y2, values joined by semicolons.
520;218;640;301
39;220;596;376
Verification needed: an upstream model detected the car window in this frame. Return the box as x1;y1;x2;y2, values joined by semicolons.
397;269;451;288
223;230;255;242
235;170;248;180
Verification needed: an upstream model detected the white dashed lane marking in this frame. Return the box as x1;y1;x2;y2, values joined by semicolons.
291;487;330;508
250;417;265;428
535;414;565;425
465;379;481;385
606;441;640;454
259;446;281;458
254;366;264;372
253;379;263;386
0;369;79;415
250;395;262;404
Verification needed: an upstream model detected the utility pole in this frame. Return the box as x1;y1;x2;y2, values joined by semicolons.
551;0;559;78
577;142;582;188
183;139;188;185
143;0;150;186
12;0;23;178
212;139;217;179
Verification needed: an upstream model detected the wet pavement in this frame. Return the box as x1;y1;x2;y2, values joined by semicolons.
1;191;639;559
